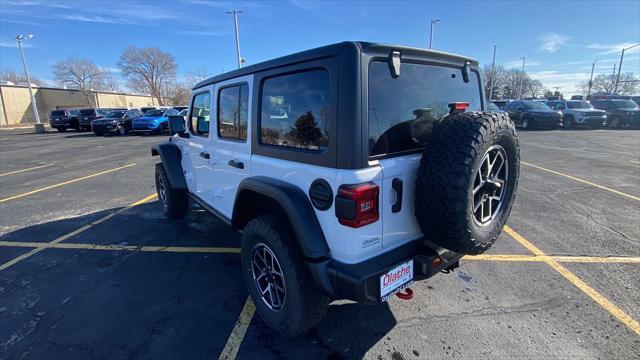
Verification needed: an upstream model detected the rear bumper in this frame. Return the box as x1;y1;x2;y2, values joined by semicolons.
307;239;462;304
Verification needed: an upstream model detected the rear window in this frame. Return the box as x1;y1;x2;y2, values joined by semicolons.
259;69;330;151
368;61;481;157
79;109;96;116
567;101;592;109
51;110;66;117
106;111;126;118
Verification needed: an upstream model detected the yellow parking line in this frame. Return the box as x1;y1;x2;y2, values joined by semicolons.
521;161;639;201
0;241;240;254
465;254;640;264
0;193;157;271
0;164;54;177
0;163;137;203
219;298;256;360
504;225;640;336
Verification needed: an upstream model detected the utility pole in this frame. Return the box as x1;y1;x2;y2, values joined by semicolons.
587;59;598;98
518;57;526;99
226;10;244;69
614;43;640;94
489;45;497;101
429;19;440;50
16;34;44;133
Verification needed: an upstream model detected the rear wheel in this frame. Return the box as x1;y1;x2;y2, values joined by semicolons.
415;112;520;255
241;214;329;337
154;163;189;219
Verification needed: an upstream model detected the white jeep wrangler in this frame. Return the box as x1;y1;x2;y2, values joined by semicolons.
152;42;520;337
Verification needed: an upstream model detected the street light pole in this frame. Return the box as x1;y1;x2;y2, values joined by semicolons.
429;19;440;50
226;10;244;69
16;34;43;133
614;43;640;94
489;45;497;101
518;57;526;99
587;59;598;98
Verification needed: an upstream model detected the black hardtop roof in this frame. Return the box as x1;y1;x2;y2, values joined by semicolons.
194;41;478;90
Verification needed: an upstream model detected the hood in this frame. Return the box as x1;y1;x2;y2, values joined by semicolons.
526;109;558;115
136;116;163;121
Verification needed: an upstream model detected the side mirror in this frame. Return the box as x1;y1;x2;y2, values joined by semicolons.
167;116;187;136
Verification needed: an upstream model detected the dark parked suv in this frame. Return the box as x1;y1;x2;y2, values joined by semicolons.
91;109;144;136
78;108;110;131
590;99;640;128
49;109;80;132
505;100;562;129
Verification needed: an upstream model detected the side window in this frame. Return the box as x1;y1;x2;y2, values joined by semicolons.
218;84;249;141
259;69;330;151
189;92;211;137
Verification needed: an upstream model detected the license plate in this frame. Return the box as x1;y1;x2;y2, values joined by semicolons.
380;260;413;302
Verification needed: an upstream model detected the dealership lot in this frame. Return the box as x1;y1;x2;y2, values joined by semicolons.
0;129;639;359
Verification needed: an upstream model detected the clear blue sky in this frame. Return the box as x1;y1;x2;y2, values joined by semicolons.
1;0;639;95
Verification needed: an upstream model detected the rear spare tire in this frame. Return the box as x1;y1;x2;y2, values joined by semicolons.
415;112;519;255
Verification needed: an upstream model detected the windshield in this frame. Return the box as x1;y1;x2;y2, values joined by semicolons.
79;109;96;116
51;110;66;116
567;101;592;109
368;61;481;157
486;102;500;111
105;111;126;118
523;101;551;110
144;110;164;117
612;100;638;109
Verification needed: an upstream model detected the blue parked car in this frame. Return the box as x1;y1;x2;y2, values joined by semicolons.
131;108;180;134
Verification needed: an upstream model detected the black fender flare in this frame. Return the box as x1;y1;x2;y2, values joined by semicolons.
151;142;187;190
232;176;330;260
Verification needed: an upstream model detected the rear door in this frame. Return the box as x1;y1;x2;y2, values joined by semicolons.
209;75;253;219
367;60;483;249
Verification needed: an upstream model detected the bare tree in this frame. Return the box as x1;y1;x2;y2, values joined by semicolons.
118;46;177;105
184;67;209;87
481;64;506;100
577;72;638;95
53;57;104;105
101;68;121;92
1;68;43;86
524;79;545;98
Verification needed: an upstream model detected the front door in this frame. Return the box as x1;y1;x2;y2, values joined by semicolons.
183;88;216;204
209;75;253;219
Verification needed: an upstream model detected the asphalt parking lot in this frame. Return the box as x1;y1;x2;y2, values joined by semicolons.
1;128;639;360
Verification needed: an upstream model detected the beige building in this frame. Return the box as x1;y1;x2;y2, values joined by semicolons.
0;84;160;126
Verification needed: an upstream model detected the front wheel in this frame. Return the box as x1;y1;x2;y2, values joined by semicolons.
56;127;67;132
116;123;127;136
521;119;529;129
564;116;574;129
241;215;329;337
610;117;622;128
154;164;189;219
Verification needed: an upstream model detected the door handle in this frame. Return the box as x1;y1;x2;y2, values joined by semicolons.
228;160;244;169
199;152;210;159
392;178;403;213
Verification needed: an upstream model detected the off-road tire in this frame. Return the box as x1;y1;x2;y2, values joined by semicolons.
415;112;520;255
154;163;189;219
241;214;329;337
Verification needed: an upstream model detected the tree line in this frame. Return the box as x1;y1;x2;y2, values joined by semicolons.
0;46;207;106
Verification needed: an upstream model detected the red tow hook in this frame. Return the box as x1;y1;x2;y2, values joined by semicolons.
395;288;414;300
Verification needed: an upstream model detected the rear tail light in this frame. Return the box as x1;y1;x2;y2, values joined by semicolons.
335;183;379;228
449;102;469;113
